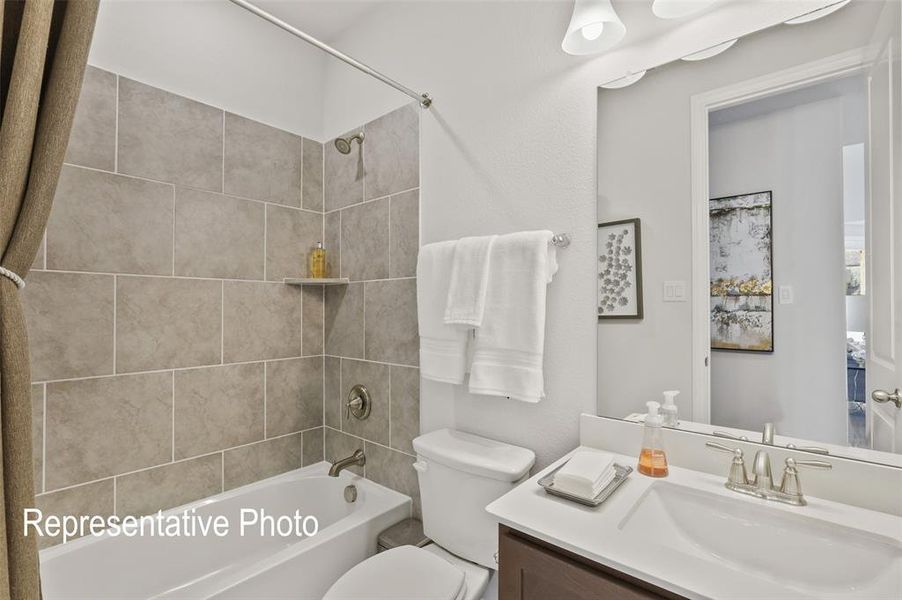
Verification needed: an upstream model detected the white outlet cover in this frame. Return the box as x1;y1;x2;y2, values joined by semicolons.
779;285;794;304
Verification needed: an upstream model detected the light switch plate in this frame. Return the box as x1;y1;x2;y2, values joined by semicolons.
779;285;794;304
663;280;687;302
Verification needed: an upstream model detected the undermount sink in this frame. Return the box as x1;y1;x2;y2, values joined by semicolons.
619;481;902;597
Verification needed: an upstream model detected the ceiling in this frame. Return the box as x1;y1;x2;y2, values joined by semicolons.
253;0;386;41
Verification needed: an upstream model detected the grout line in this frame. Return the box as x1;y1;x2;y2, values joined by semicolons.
388;366;393;450
338;357;343;432
263;362;268;439
221;111;225;193
112;275;117;374
322;425;416;459
171;186;176;276
220;281;224;364
112;477;117;516
362;283;366;359
322;185;420;216
37;429;316;498
263;204;268;281
171;372;176;462
31;267;412;285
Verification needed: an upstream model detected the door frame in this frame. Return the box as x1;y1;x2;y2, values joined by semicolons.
689;47;870;423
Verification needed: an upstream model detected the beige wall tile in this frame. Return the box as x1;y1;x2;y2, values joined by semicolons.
364;279;419;366
389;189;419;278
390;366;420;455
340;198;389;281
324;428;363;476
222;282;303;362
341;359;389;446
302;427;324;466
65;66;116;171
324;357;341;429
45;372;172;490
364;104;419;200
223;434;302;490
324;283;364;359
23;271;114;381
116;454;222;517
302;286;323;355
265;204;321;281
174;188;264;280
33;479;114;549
174;363;264;459
265;358;323;438
364;441;420;517
31;384;43;494
324;129;364;211
118;77;223;191
48;166;174;275
224;113;302;206
117;276;221;372
302;139;324;212
324;211;341;277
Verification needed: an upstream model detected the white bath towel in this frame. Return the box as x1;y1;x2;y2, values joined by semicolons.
468;231;558;402
553;449;616;499
444;235;497;327
417;241;469;384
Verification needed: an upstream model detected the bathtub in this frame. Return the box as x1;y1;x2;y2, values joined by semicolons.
39;462;411;599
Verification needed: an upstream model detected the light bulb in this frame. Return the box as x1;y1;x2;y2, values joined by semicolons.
581;22;605;41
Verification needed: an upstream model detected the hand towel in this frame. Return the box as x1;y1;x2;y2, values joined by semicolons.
417;241;469;384
444;235;497;327
553;449;616;499
468;231;558;402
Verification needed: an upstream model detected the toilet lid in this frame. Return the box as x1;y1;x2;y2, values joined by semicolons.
323;545;466;600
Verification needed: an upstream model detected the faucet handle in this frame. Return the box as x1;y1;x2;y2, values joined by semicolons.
785;443;829;455
779;457;832;499
706;442;749;485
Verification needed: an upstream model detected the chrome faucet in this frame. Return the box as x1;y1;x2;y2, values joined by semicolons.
751;423;775;492
329;449;366;477
706;440;831;506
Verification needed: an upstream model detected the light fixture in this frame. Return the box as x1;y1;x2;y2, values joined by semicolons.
600;70;647;89
784;0;850;25
652;0;718;19
562;0;626;55
681;39;737;61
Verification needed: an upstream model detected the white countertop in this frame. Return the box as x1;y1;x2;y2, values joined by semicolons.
486;447;902;600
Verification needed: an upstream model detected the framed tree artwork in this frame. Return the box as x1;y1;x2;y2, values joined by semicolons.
597;218;643;319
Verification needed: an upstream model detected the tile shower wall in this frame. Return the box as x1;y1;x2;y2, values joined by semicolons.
24;66;327;548
321;104;422;516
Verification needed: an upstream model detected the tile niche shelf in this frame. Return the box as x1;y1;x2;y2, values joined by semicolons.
283;277;350;286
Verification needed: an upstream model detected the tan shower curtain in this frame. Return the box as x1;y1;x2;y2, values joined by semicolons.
0;1;98;597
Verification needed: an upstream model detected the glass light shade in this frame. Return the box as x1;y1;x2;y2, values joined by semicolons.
784;0;851;25
562;0;626;55
600;70;647;89
652;0;718;19
681;38;737;61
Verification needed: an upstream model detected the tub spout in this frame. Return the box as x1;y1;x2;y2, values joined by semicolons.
329;449;365;477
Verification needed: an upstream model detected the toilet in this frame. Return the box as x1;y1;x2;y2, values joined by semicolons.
323;428;535;600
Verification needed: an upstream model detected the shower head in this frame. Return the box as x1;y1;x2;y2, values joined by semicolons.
334;132;364;154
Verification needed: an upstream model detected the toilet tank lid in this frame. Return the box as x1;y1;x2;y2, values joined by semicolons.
413;429;536;482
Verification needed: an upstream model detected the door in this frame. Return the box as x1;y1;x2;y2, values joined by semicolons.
865;0;902;452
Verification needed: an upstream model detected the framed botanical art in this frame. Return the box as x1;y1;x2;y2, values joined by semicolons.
709;191;774;352
597;218;643;319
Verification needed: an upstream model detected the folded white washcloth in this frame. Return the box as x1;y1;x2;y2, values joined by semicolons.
417;241;469;384
444;235;497;327
468;231;558;402
553;449;616;499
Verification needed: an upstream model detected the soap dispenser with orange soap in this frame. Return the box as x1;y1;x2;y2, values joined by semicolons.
638;401;669;477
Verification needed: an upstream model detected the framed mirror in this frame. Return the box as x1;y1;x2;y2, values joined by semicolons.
596;0;902;466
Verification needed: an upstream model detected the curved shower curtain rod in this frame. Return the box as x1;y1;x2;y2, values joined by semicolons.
228;0;433;108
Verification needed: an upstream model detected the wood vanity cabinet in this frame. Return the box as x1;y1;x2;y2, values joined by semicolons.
498;525;684;600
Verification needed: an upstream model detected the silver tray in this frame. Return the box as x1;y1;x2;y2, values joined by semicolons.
537;462;633;507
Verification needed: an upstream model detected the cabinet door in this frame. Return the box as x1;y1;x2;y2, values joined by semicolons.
499;526;676;600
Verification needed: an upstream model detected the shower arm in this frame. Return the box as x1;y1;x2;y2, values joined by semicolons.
228;0;432;108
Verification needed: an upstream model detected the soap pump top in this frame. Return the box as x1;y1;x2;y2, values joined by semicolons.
661;390;680;427
638;401;668;477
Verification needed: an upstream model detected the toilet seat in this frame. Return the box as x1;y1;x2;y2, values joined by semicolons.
323;545;467;600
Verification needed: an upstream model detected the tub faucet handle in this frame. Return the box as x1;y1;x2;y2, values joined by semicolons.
346;384;371;420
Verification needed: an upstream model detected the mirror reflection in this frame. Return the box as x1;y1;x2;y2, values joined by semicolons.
596;0;901;464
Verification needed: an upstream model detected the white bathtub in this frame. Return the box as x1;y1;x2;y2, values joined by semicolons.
39;462;411;599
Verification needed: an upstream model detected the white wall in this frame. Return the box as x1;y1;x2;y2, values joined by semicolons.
88;0;326;140
318;0;843;468
708;98;848;444
595;1;882;425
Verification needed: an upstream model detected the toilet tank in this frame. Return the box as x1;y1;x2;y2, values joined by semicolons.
412;429;535;569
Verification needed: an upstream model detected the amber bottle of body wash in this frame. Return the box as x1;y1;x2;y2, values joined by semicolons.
309;242;327;278
638;401;669;477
